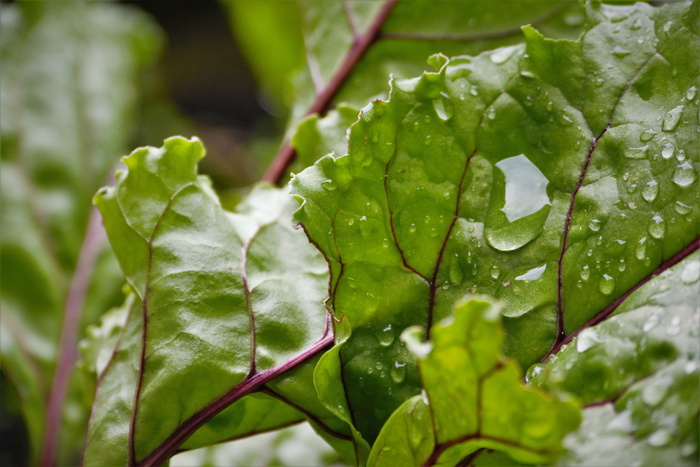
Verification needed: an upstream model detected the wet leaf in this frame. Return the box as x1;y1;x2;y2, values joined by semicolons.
368;296;580;466
290;0;699;461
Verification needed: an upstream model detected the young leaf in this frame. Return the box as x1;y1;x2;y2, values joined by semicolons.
290;0;698;451
88;137;342;465
368;296;580;465
0;2;160;463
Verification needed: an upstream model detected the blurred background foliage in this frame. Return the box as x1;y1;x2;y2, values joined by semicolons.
0;0;589;465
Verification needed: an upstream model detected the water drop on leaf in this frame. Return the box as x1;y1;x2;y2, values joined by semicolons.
681;260;700;284
662;105;684;131
672;161;697;186
641;179;658;202
640;129;657;142
598;274;615;295
674;201;691;215
625;145;648;159
661;142;674;159
390;362;407;384
648;215;666;239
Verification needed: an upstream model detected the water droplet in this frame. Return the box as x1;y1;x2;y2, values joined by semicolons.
686;86;698;101
625;145;648;159
674;201;691;215
321;180;336;191
375;361;384;371
642;179;658;202
516;264;547;281
433;93;453;121
647;428;672;447
630;18;642;31
611;46;632;58
490;46;517;64
672;161;697;187
487;107;496;120
559;114;574;126
681;442;697;457
618;259;626;272
580;265;591;281
470;85;479;96
648;215;666;239
485;155;552;251
408;223;417;233
525;364;545;382
663;20;673;32
378;325;395;347
598;274;615;295
520;70;536;79
643;313;660;332
662;105;684;131
390;362;407;384
661;142;675;159
490;265;501;279
635;237;647;260
640;129;657;142
676;149;686;161
577;328;601;352
589;219;602;232
681;260;700;284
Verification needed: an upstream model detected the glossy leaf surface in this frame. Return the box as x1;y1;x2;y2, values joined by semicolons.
0;2;160;463
290;0;699;455
530;252;700;467
88;137;341;465
251;0;586;183
368;296;580;465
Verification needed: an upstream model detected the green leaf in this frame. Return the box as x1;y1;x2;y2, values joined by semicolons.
171;422;345;467
527;252;700;466
0;2;161;463
259;0;587;183
290;0;699;457
368;296;580;465
88;137;346;465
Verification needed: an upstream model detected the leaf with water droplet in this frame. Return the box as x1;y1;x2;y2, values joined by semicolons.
662;105;684;132
530;252;700;465
369;297;580;465
290;2;699;459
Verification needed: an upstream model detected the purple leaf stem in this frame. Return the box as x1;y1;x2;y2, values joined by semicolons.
41;206;105;467
262;0;398;184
